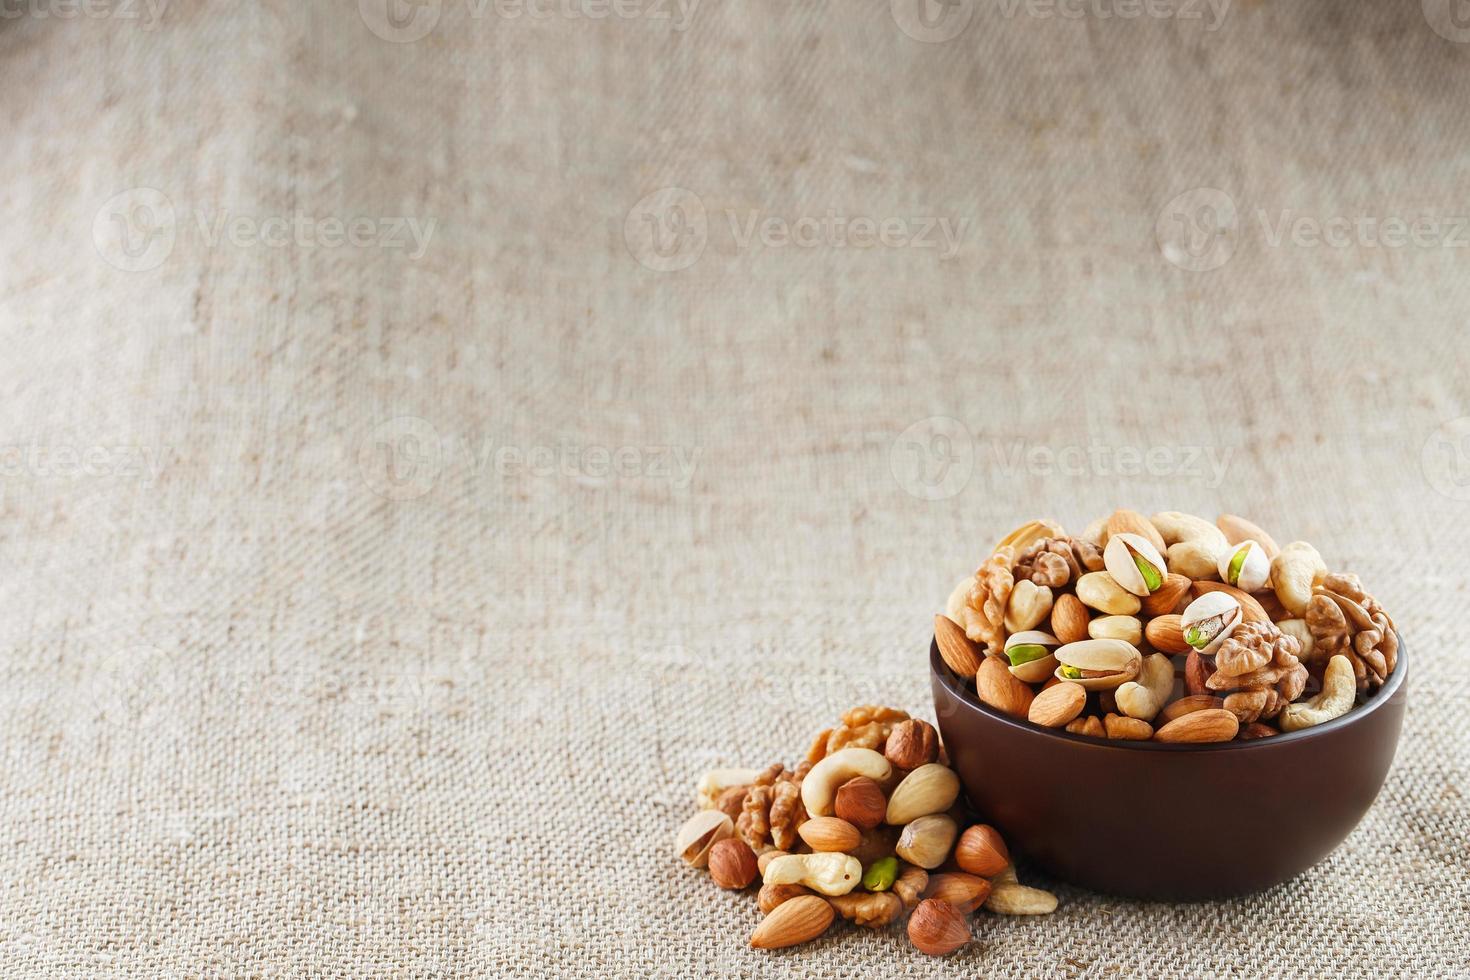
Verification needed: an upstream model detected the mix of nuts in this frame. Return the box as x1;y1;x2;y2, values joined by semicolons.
939;511;1400;742
675;706;1058;956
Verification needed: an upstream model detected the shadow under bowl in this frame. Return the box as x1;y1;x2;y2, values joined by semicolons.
930;639;1407;900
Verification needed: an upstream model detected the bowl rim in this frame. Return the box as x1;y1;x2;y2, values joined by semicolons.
930;633;1406;752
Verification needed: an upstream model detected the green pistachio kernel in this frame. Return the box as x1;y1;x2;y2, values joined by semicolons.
862;856;898;892
1006;643;1050;667
1185;625;1207;649
1060;665;1082;679
1133;553;1163;592
1227;545;1249;585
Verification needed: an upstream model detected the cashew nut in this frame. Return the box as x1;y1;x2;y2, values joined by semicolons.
1115;653;1174;721
762;852;862;896
985;881;1059;915
800;747;892;817
1003;580;1054;633
1271;541;1327;616
1167;540;1223;581
696;768;761;810
944;575;974;624
1149;511;1229;550
1280;654;1355;732
1276;618;1315;661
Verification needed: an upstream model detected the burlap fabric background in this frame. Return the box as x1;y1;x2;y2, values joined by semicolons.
2;0;1469;976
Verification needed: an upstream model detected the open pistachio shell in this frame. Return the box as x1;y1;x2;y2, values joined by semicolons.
1102;533;1168;597
1179;592;1242;656
1053;639;1143;691
1218;539;1270;593
1004;630;1060;684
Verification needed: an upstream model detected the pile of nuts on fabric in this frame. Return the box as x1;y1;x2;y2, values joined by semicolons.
675;706;1057;955
939;511;1400;742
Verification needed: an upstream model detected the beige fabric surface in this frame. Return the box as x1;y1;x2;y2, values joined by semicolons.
3;0;1469;976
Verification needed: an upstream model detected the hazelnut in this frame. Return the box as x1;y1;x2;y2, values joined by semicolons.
923;871;992;913
833;776;886;831
907;898;970;956
714;785;747;821
756;881;810;914
884;719;939;770
707;838;758;889
953;824;1010;878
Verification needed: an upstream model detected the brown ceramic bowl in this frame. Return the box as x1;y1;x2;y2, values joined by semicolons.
930;639;1407;900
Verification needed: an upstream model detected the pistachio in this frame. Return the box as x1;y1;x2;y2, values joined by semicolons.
1103;533;1168;597
1216;513;1281;558
862;855;899;892
895;814;959;870
1003;580;1054;633
885;764;961;825
1218;539;1270;593
675;810;735;868
1003;630;1061;683
1075;571;1142;616
1087;614;1143;645
1053;639;1143;691
994;519;1064;555
1179;592;1242;656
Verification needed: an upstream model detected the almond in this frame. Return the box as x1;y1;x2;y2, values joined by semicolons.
935;614;981;676
1027;681;1086;728
1141;573;1192;618
1191;580;1270;624
1157;693;1224;724
1107;508;1166;554
1239;722;1279;740
953;824;1010;877
1153;708;1239;743
797;816;862;853
1049;593;1090;644
833;776;886;831
1216;514;1281;559
976;656;1034;718
1143;614;1192;654
749;894;835;949
923;872;992;913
